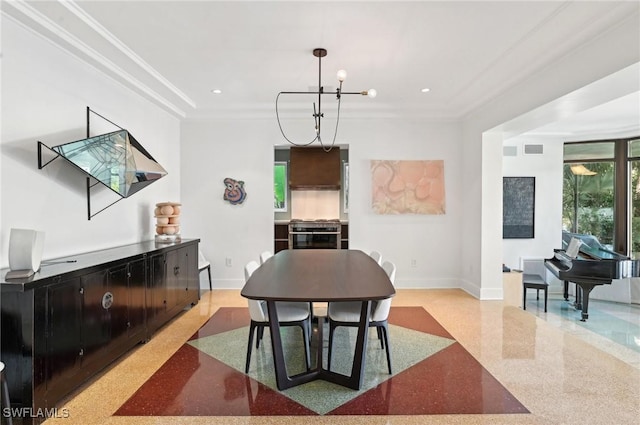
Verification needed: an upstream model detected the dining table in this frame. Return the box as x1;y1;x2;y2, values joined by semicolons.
240;249;395;391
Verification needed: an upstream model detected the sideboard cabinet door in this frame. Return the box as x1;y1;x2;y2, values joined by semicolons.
81;269;111;369
46;277;82;403
147;253;168;334
127;258;146;341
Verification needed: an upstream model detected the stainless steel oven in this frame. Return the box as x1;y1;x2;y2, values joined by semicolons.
289;220;341;249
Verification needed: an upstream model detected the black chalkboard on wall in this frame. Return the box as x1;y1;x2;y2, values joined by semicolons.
503;177;535;239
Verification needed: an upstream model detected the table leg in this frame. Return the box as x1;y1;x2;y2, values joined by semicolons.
265;300;288;390
264;299;371;391
350;300;371;389
266;300;318;390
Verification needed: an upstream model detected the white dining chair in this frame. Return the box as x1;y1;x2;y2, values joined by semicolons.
244;260;312;373
198;249;212;290
327;260;396;374
369;251;383;266
259;251;273;264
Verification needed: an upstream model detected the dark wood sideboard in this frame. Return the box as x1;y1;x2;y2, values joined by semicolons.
0;239;200;424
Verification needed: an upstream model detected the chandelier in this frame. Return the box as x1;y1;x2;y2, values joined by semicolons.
276;48;376;150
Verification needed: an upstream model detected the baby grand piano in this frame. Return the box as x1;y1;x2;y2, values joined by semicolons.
544;231;640;321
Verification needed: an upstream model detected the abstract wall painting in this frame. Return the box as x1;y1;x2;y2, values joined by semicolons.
502;177;535;238
371;160;446;215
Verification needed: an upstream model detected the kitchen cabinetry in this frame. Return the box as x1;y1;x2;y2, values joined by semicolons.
289;147;341;190
0;239;199;425
341;224;349;249
274;224;289;253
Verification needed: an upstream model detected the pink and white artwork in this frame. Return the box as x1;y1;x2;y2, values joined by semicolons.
371;160;446;215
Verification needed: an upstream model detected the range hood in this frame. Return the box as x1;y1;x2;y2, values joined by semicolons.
289;147;340;190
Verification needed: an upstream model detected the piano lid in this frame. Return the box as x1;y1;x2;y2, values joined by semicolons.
561;231;628;261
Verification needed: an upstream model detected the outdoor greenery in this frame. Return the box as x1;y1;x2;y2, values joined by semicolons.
274;162;287;210
562;159;640;258
632;161;640;258
562;162;615;245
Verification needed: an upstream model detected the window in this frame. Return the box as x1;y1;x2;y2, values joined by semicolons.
629;139;640;259
274;161;287;211
562;161;614;247
563;137;639;256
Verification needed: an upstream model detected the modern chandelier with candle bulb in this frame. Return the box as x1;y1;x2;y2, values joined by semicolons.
276;48;376;151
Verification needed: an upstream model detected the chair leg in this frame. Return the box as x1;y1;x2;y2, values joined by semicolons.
206;266;212;291
377;326;384;349
327;321;337;371
301;320;311;370
245;322;257;373
379;323;393;375
257;325;265;349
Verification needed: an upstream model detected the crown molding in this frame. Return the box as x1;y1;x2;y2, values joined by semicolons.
4;0;188;118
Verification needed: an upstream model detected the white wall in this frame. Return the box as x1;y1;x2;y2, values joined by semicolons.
1;17;181;266
2;8;637;301
181;117;463;290
461;13;640;299
502;139;564;270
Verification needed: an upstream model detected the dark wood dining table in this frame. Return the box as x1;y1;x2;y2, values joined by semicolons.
241;249;395;390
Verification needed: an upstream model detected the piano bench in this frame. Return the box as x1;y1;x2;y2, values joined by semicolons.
522;273;548;313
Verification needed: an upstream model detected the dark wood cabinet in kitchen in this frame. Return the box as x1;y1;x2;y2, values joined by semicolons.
0;239;199;425
289;147;341;189
274;223;289;253
341;223;349;249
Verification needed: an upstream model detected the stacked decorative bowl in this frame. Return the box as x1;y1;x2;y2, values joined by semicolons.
154;202;181;243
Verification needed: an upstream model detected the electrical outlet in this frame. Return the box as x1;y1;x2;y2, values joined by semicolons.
410;259;417;268
225;257;232;267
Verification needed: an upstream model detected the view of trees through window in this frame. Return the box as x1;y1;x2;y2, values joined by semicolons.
562;138;640;258
274;162;287;211
562;162;615;248
630;153;640;259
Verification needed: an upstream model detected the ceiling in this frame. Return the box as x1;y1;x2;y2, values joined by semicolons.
3;1;639;139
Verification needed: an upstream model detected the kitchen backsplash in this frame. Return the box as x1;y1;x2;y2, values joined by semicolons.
291;190;340;220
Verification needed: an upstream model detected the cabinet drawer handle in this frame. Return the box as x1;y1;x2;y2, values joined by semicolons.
102;292;113;309
174;266;180;275
79;348;84;357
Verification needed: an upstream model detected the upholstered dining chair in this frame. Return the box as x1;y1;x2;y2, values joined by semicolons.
198;249;212;290
369;251;383;266
327;260;396;374
244;260;312;373
259;251;273;264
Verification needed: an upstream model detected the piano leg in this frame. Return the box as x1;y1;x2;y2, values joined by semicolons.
575;284;582;311
577;284;597;322
563;281;569;301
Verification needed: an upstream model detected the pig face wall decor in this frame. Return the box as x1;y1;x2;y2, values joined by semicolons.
223;177;247;205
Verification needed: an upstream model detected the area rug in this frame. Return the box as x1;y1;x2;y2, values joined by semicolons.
114;306;528;416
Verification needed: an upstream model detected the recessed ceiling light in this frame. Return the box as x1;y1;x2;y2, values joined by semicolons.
421;88;430;93
211;89;222;94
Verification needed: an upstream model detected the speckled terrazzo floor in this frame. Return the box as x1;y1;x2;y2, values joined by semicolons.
34;289;640;425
